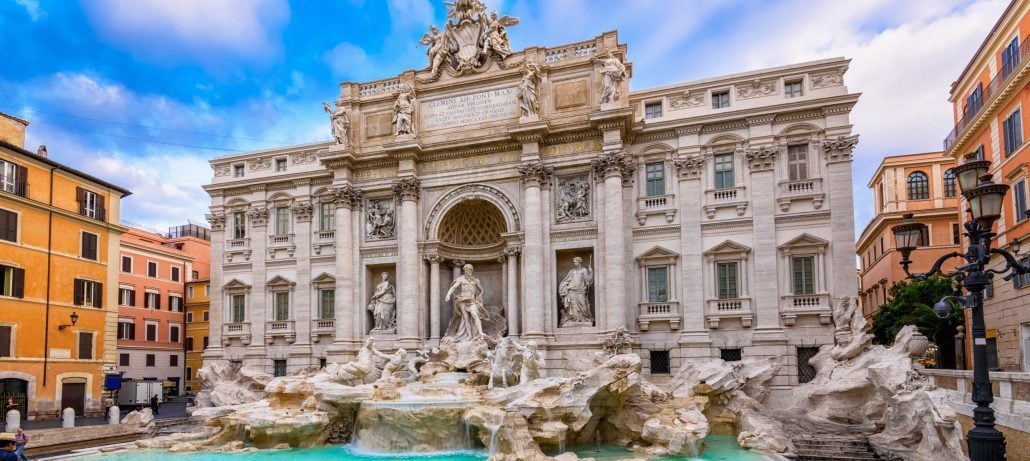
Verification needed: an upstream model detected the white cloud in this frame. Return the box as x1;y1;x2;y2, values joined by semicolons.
323;42;376;81
14;0;44;21
83;0;290;65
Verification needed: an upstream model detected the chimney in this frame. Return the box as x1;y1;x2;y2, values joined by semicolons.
0;112;29;148
37;145;47;158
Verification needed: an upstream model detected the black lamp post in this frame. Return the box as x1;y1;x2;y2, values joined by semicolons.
891;156;1028;461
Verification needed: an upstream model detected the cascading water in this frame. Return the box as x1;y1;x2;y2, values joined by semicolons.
485;411;504;456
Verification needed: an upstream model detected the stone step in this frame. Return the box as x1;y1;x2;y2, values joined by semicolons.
796;447;877;455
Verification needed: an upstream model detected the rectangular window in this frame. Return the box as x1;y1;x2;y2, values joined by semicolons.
952;223;961;245
645;162;665;196
78;188;101;220
274;292;289;321
274;207;289;235
231;294;246;323
1014;179;1028;222
273;359;287;377
0;265;25;298
712;90;729;109
0;208;17;242
170;354;179;367
714;153;734;189
203;336;209;349
275;158;287;172
720;348;742;362
187;286;194;299
147;261;157;278
144;292;160;309
792;256;816;295
647;266;669;302
966;84;983;120
170;325;180;343
644;101;662;119
192;270;198;279
233;211;247;239
80;232;98;261
1014;256;1030;289
650;350;670;374
171;267;180;282
1002;36;1021;79
0;325;12;357
186;337;194;352
186;367;193;381
233;164;244;177
0;160;26;196
73;279;102;307
203;310;209;321
78;332;93;360
146;323;157;342
145;354;155;367
117;320;134;340
320;202;335;232
797;347;819;383
1004;109;1023;157
319;358;327;369
787;145;808;181
320;289;335;320
119;353;130;366
716;262;739;299
186;312;194;323
169;296;183;312
784;80;803;98
121;256;132;273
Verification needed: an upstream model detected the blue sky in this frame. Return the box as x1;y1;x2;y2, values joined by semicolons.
0;0;1010;233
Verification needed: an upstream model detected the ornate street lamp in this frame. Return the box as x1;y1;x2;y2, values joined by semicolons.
891;157;1028;461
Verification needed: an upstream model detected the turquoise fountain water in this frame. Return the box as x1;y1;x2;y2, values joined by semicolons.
86;435;769;461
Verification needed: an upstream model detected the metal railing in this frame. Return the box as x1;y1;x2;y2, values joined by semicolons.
944;39;1030;151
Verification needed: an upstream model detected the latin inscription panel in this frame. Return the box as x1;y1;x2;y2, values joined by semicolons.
420;87;518;131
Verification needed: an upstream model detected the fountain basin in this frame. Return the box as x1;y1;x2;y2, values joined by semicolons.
354;400;480;452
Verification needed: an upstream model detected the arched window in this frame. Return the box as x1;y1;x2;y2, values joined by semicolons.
943;169;957;197
907;172;929;200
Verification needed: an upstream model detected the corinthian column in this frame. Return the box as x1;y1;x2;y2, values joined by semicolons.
426;254;442;340
505;246;521;337
518;162;552;338
745;146;780;330
331;185;361;347
592;152;634;331
673;156;707;336
822;136;859;299
393;177;421;346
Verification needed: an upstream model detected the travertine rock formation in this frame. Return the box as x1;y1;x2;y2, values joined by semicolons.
194;361;272;408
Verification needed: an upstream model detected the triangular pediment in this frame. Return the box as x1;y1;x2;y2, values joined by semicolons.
779;233;829;250
636;246;679;261
223;278;251;291
704;240;751;256
311;272;336;285
267;275;296;288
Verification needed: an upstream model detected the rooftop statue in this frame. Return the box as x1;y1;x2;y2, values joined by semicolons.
322;101;349;147
419;0;519;78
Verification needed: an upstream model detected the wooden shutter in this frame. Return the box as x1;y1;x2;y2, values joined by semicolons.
78;332;93;360
14;165;27;196
95;282;102;307
73;279;83;305
0;325;11;357
97;194;106;222
168;295;174;311
155;293;160;310
0;209;16;242
76;187;85;215
11;267;24;298
129;289;136;307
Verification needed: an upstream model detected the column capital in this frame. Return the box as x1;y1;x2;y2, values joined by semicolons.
246;206;269;226
822;135;859;164
291;202;313;222
206;212;226;231
504;245;522;257
674;156;704;180
424;254;442;264
518;162;553;187
328;185;363;209
392;177;422;201
591;151;635;182
450;258;466;268
745;145;778;172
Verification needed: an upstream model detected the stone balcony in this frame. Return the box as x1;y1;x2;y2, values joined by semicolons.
310;318;335;342
705;297;754;329
776;178;825;212
268;233;297;258
221;322;252;346
637;301;680;331
225;238;252;263
265;319;297;344
635;194;676;225
780;293;832;326
703;187;748;219
313;230;335;255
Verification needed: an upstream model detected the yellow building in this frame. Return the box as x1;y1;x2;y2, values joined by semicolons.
0;115;131;419
184;278;210;393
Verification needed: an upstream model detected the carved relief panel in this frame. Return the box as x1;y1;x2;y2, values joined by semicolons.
365;198;396;240
555;175;591;223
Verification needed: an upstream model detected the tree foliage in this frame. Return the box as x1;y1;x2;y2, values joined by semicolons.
870;276;963;368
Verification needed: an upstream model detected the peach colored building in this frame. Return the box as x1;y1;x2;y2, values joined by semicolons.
943;0;1030;372
857;152;961;321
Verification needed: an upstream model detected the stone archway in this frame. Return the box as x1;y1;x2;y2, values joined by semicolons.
424;184;520;242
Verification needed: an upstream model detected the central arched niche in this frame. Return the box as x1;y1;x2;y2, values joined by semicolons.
435;198;509;338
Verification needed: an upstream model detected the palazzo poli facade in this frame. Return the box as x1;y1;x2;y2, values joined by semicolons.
204;3;860;394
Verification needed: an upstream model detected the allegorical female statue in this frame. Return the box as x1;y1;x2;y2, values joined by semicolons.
322;101;349;146
368;272;397;333
393;90;415;136
444;264;489;340
517;62;541;117
595;50;627;106
559;256;594;326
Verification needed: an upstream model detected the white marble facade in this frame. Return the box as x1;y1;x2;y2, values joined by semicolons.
203;16;859;396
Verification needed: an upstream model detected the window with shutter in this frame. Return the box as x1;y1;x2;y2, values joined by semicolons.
78;332;93;360
146;323;157;342
0;208;17;242
171;267;180;282
73;279;84;306
0;160;18;194
203;336;209;349
119;353;130;366
170;325;180;343
186;337;194;351
147;262;157;278
0;265;23;298
145;354;155;367
0;326;12;357
121;256;132;273
81;232;98;260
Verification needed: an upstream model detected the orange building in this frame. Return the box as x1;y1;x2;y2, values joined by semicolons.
0;115;131;419
184;278;210;393
857;152;962;321
116;225;209;396
943;0;1030;371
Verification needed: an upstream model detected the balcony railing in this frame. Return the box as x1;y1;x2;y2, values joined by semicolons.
705;297;753;329
635;194;676;224
944;39;1030;151
781;293;830;309
706;186;745;203
637;301;680;331
267;319;295;332
315;230;335;241
222;322;252;346
312;318;335;332
227;238;249;248
269;234;294;246
779;178;822;196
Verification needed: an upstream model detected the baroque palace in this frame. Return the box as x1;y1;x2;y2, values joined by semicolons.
203;2;860;395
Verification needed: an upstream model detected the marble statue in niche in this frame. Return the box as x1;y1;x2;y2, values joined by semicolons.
517;61;541;118
444;263;489;340
559;256;594;326
393;89;416;136
366;199;396;239
367;272;397;334
322;101;349;147
556;175;590;222
594;50;627;106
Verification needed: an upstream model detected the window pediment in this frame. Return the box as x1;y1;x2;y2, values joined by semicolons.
267;275;296;289
778;233;829;254
223;279;252;293
311;272;335;288
636;246;679;266
704;240;751;258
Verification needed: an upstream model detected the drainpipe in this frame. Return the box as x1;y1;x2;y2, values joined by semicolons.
41;165;56;388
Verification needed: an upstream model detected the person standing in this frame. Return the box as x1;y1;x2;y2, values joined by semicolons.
13;429;27;461
0;433;19;461
149;395;159;416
